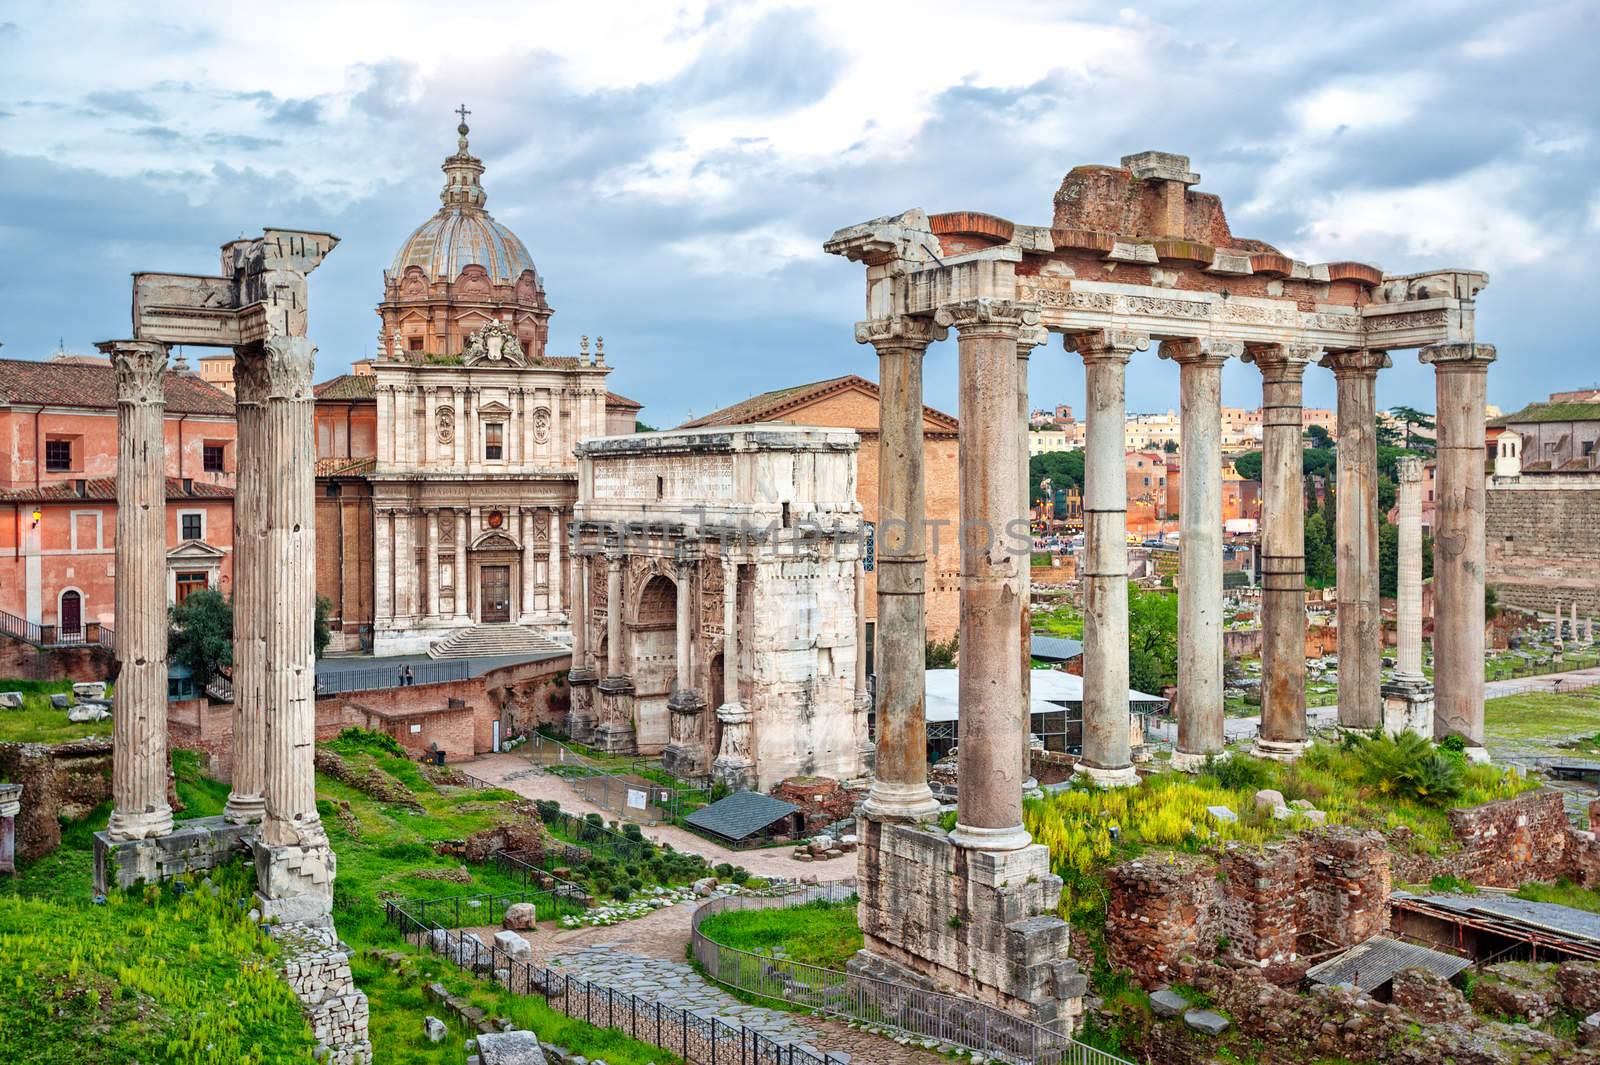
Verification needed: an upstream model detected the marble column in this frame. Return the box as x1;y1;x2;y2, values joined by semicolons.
1164;338;1241;770
1068;331;1148;787
1421;343;1497;758
1248;345;1315;761
520;509;538;623
1395;456;1425;681
1322;349;1390;731
853;559;871;745
712;555;754;789
426;510;441;621
665;559;706;775
938;298;1033;852
569;548;594;677
225;349;268;823
393;509;413;622
605;552;625;680
453;510;469;622
102;340;174;842
548;509;563;614
1018;326;1047;788
855;315;944;822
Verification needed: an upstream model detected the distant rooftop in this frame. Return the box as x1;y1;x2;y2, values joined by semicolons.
0;357;234;415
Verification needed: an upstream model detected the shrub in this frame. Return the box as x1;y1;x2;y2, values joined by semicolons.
745;877;770;890
584;812;604;827
1201;754;1273;794
628;877;643;891
335;727;406;758
610;884;631;902
622;823;643;840
1352;731;1464;806
730;868;750;885
534;799;561;823
714;863;734;879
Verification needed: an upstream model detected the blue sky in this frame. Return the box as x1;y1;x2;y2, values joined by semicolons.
1;2;1595;426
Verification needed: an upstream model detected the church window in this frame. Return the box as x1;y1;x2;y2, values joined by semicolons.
175;572;210;604
485;422;504;460
408;336;423;352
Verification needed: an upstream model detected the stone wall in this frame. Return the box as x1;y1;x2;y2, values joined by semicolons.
0;739;113;861
0;635;115;682
274;922;372;1065
1446;788;1570;887
1106;854;1217;987
770;776;856;834
1487;475;1600;615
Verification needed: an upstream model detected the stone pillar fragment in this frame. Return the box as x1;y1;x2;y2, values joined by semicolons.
1247;345;1315;761
712;555;754;790
855;315;945;822
1068;331;1148;786
1422;343;1497;759
1164;337;1242;770
0;784;18;876
1322;349;1391;732
225;351;268;823
1381;455;1435;736
102;340;175;842
594;549;636;752
244;336;335;923
938;298;1034;852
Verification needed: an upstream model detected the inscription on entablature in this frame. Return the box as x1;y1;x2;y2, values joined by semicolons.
1364;309;1452;333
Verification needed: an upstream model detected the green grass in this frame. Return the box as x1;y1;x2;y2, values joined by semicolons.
1032;604;1084;640
1484;691;1600;750
0;862;314;1064
695;898;863;970
0;678;114;743
1514;878;1600;915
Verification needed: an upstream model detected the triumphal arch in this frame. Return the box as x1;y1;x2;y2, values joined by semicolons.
827;150;1492;1023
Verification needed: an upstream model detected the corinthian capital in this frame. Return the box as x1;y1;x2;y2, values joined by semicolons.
1159;337;1245;365
1419;342;1497;369
98;340;168;407
237;336;317;401
932;298;1039;333
1064;330;1150;363
1242;342;1319;378
854;315;947;348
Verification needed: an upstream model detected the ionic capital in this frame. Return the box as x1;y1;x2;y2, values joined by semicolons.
1242;342;1319;380
854;315;947;349
1396;455;1424;483
932;298;1039;335
1159;337;1244;365
1064;330;1149;363
1419;342;1497;370
1017;323;1051;355
98;340;169;406
1319;348;1392;377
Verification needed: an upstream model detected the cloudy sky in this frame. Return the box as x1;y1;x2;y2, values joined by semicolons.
2;1;1595;425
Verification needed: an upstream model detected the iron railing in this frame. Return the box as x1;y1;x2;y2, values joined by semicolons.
0;608;114;651
691;885;1131;1065
525;732;711;823
387;886;590;930
385;898;849;1065
311;659;470;697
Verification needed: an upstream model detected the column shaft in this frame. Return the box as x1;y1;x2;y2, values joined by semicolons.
520;509;537;620
454;510;469;621
104;341;174;841
225;352;267;823
570;549;592;673
373;509;392;625
1325;350;1389;731
1423;344;1497;752
548;509;563;613
1071;333;1146;785
426;510;441;620
674;569;692;693
1252;348;1313;758
944;300;1030;852
1395;457;1425;680
857;317;943;822
606;554;624;678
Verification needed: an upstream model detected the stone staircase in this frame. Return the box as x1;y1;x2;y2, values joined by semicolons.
426;624;565;660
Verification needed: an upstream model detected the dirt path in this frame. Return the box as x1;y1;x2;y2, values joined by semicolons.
465;752;837;879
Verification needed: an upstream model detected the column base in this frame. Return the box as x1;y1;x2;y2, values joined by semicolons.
253;838;337;927
1250;739;1310;763
661;743;710;780
223;793;266;825
590;722;636;755
1381;678;1435;738
93;815;254;894
947;821;1034;852
106;806;174;843
1463;745;1491;765
861;780;941;823
1170;748;1226;773
1073;763;1140;788
711;757;756;792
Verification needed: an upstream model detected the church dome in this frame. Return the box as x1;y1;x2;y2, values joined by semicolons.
389;117;538;286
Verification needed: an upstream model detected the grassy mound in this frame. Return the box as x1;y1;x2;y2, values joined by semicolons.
0;678;115;744
696;898;862;970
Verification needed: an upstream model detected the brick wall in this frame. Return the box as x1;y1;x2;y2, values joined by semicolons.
1487;478;1600;615
1446;788;1570;887
0;636;115;682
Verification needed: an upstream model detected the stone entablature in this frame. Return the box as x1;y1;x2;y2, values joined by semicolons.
570;425;867;787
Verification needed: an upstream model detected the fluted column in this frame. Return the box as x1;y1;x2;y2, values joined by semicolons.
374;508;393;627
855;315;945;822
1422;343;1497;758
426;509;441;621
453;510;469;622
520;508;538;623
1068;331;1148;786
1395;456;1425;681
939;298;1034;852
548;508;563;614
102;340;174;842
1322;349;1391;731
712;554;753;789
423;387;437;466
1248;344;1315;761
1017;325;1047;788
1165;338;1241;770
225;349;268;823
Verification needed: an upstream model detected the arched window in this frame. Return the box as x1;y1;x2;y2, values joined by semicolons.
59;590;83;637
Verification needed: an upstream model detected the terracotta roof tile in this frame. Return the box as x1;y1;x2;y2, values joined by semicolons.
0;476;233;504
314;374;377;401
605;391;642;410
0;357;234;415
678;374;958;432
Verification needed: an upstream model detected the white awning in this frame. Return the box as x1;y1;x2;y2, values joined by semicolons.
922;668;1164;723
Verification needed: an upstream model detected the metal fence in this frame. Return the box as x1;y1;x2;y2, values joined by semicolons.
0;607;114;651
388;885;590;930
312;659;471;697
691;885;1131;1065
385;899;849;1065
526;732;711;823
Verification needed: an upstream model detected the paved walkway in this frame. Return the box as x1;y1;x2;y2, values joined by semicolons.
466;752;828;878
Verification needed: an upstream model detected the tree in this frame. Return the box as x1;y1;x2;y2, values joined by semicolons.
1304;512;1336;587
1127;586;1178;695
635;420;657;433
1306;424;1332;449
1232;451;1263;481
1029;450;1086;505
926;634;959;669
1376;420;1402;448
1162;439;1178;454
1388;406;1435;451
315;595;332;659
169;590;233;687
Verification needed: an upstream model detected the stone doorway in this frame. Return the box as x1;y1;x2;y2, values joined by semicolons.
59;590;82;637
481;565;511;622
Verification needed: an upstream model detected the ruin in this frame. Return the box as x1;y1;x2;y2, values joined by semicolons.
826;149;1493;1022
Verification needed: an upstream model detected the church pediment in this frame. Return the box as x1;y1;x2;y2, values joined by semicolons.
168;539;226;561
477;399;511;415
470;530;520;552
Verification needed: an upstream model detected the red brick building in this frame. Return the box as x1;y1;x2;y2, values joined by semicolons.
0;356;236;637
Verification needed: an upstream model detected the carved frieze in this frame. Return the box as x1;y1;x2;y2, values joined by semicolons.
700;557;725;636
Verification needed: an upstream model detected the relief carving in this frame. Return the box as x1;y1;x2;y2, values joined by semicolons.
436;405;455;444
533;407;551;445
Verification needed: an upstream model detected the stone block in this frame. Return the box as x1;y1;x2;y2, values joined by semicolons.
476;1031;548;1065
503;903;537;930
72;682;107;700
1253;789;1285;813
493;930;531;959
424;1016;447;1042
1183;1009;1229;1036
1206;805;1237;823
50;693;73;709
1149;988;1188;1018
1289;799;1315;811
92;815;256;894
0;692;23;709
67;705;111;723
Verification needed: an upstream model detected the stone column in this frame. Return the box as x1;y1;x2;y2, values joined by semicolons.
1248;345;1315;761
569;547;593;676
1018;325;1047;788
853;559;871;736
1395;456;1425;681
1068;331;1148;787
1164;338;1241;770
397;509;416;622
1322;349;1390;732
938;298;1033;852
665;557;706;776
519;509;538;623
453;510;470;622
426;510;441;621
1422;343;1497;758
102;340;174;842
377;385;391;467
373;508;392;626
225;350;268;823
246;336;334;922
605;552;625;680
712;554;754;790
548;509;563;614
855;315;945;822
